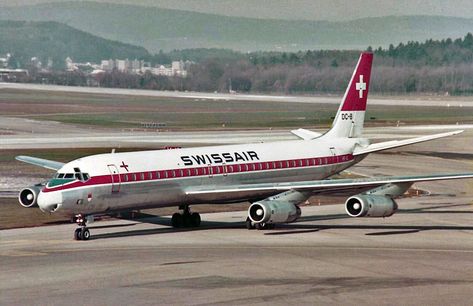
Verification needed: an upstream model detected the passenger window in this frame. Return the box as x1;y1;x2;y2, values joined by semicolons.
132;174;137;181
124;174;128;182
156;171;160;179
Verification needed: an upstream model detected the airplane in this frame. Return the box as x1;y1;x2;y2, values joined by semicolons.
16;52;473;241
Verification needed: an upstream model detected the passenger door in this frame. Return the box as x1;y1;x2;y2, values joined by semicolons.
107;164;121;193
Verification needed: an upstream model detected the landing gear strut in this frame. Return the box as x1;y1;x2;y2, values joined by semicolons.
73;214;90;241
171;205;201;228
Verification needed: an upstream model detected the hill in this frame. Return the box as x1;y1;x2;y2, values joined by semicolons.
1;2;473;52
0;20;150;68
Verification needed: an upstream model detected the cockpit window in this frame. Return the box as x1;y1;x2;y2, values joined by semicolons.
48;170;90;187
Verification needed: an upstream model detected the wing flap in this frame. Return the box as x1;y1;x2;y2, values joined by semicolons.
353;130;463;156
16;155;64;171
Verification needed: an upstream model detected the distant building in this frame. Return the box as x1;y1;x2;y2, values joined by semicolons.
65;57;76;71
0;53;11;68
0;68;28;81
101;59;114;71
116;59;130;72
31;57;42;69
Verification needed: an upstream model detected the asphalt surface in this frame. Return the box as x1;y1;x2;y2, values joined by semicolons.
2;198;473;305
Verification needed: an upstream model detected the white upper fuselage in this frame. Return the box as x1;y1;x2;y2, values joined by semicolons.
37;136;366;215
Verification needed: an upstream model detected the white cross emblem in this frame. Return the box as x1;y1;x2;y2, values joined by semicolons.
355;75;366;98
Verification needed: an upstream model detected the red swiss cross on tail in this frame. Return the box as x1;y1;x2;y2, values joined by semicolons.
341;52;373;111
325;52;373;139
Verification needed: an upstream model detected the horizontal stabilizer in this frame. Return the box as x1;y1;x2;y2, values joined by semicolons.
16;155;64;171
291;128;322;140
353;130;464;156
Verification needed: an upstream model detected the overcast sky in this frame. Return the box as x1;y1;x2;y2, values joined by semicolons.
2;0;473;21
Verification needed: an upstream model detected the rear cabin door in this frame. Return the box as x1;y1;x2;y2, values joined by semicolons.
107;164;121;193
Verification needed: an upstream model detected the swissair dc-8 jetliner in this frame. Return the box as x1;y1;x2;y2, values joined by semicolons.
16;52;473;240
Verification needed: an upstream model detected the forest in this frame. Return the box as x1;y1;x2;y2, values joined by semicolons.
27;33;473;95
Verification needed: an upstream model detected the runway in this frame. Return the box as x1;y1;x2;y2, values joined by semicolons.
2;198;473;305
2;113;473;149
2;82;472;107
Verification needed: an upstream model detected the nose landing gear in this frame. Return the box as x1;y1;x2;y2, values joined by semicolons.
73;214;90;241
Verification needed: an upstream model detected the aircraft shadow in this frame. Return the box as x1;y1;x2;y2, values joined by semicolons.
90;202;473;240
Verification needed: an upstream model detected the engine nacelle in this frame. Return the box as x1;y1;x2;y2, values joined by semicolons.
345;194;398;218
18;185;42;208
248;200;301;224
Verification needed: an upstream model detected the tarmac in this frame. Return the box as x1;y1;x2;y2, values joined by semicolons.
1;128;473;305
1;197;473;305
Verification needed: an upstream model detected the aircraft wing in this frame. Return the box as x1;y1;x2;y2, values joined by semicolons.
186;173;473;198
353;130;463;156
16;155;64;171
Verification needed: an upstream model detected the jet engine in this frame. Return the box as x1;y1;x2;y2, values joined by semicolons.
248;200;301;224
18;185;42;208
345;194;398;218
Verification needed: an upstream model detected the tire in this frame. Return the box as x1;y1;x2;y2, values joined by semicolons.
74;228;82;240
81;228;90;240
190;213;201;227
246;217;255;230
171;213;183;228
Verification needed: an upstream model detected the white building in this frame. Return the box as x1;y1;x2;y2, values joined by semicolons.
65;57;76;71
0;53;10;68
116;59;128;72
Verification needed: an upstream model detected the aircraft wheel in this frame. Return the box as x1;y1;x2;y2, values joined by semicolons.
81;228;90;240
256;223;272;230
74;228;82;240
246;217;255;230
190;213;200;227
171;213;183;228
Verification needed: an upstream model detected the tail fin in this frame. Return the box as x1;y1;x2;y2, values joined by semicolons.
325;52;373;138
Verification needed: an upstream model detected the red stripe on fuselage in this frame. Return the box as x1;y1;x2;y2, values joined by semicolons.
42;154;354;193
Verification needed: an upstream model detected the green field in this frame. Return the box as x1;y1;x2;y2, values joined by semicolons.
2;89;473;130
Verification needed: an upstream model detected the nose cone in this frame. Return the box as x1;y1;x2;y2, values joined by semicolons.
37;191;63;213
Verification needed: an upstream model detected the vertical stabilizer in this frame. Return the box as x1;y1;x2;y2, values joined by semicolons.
325;52;373;138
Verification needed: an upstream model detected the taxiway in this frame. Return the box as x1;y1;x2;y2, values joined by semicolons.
1;197;473;305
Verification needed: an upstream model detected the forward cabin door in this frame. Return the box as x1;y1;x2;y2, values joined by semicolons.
107;164;121;193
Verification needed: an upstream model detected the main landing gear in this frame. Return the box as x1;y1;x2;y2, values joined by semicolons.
171;205;201;228
73;214;90;241
245;217;275;230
